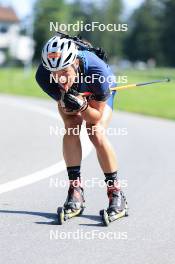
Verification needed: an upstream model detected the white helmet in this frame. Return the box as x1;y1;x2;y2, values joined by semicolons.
41;36;78;71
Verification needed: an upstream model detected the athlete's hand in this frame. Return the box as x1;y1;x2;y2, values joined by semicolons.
60;89;88;113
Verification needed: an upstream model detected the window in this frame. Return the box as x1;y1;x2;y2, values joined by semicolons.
0;26;8;33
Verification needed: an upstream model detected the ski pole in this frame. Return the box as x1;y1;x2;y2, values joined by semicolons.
79;77;171;96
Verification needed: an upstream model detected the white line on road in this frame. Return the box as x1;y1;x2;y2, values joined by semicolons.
0;96;93;194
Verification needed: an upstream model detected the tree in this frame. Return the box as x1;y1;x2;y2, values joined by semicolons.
102;0;123;58
161;0;175;66
33;0;124;61
124;0;164;64
33;0;69;60
67;0;124;59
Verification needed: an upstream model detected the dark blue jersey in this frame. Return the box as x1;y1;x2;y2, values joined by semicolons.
35;50;116;102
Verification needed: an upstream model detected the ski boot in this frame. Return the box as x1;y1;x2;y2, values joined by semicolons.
100;187;128;226
57;184;85;225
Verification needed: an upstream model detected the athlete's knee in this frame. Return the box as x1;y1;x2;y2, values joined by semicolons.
63;116;82;137
87;124;105;147
64;115;83;129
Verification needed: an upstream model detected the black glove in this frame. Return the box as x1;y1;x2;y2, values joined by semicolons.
63;89;88;112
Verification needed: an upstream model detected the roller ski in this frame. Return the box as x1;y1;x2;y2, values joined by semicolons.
100;186;128;226
57;184;85;225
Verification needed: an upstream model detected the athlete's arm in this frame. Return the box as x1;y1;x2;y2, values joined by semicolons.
35;64;62;101
81;100;106;124
80;56;111;123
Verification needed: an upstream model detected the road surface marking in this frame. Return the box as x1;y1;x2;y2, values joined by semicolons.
0;97;92;194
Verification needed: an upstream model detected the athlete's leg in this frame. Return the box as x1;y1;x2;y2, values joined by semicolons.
58;105;83;166
86;104;117;172
87;93;127;218
86;91;118;173
57;105;85;215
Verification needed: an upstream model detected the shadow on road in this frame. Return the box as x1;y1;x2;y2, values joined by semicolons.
0;209;58;225
79;214;103;226
0;210;103;226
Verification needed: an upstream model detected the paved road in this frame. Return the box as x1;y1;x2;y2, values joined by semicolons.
0;95;175;264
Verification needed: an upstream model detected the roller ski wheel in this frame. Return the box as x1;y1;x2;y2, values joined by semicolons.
57;207;64;225
99;209;110;226
57;206;85;225
100;204;128;226
57;186;85;225
100;191;129;226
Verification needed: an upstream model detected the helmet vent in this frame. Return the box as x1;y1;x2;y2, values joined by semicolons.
68;41;71;49
46;43;49;52
56;57;61;68
52;42;57;47
64;52;72;63
60;42;64;50
47;59;53;69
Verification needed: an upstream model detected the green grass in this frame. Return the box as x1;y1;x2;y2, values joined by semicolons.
114;68;175;120
0;67;175;120
0;67;47;99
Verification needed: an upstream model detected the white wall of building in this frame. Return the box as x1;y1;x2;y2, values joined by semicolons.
0;21;34;64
